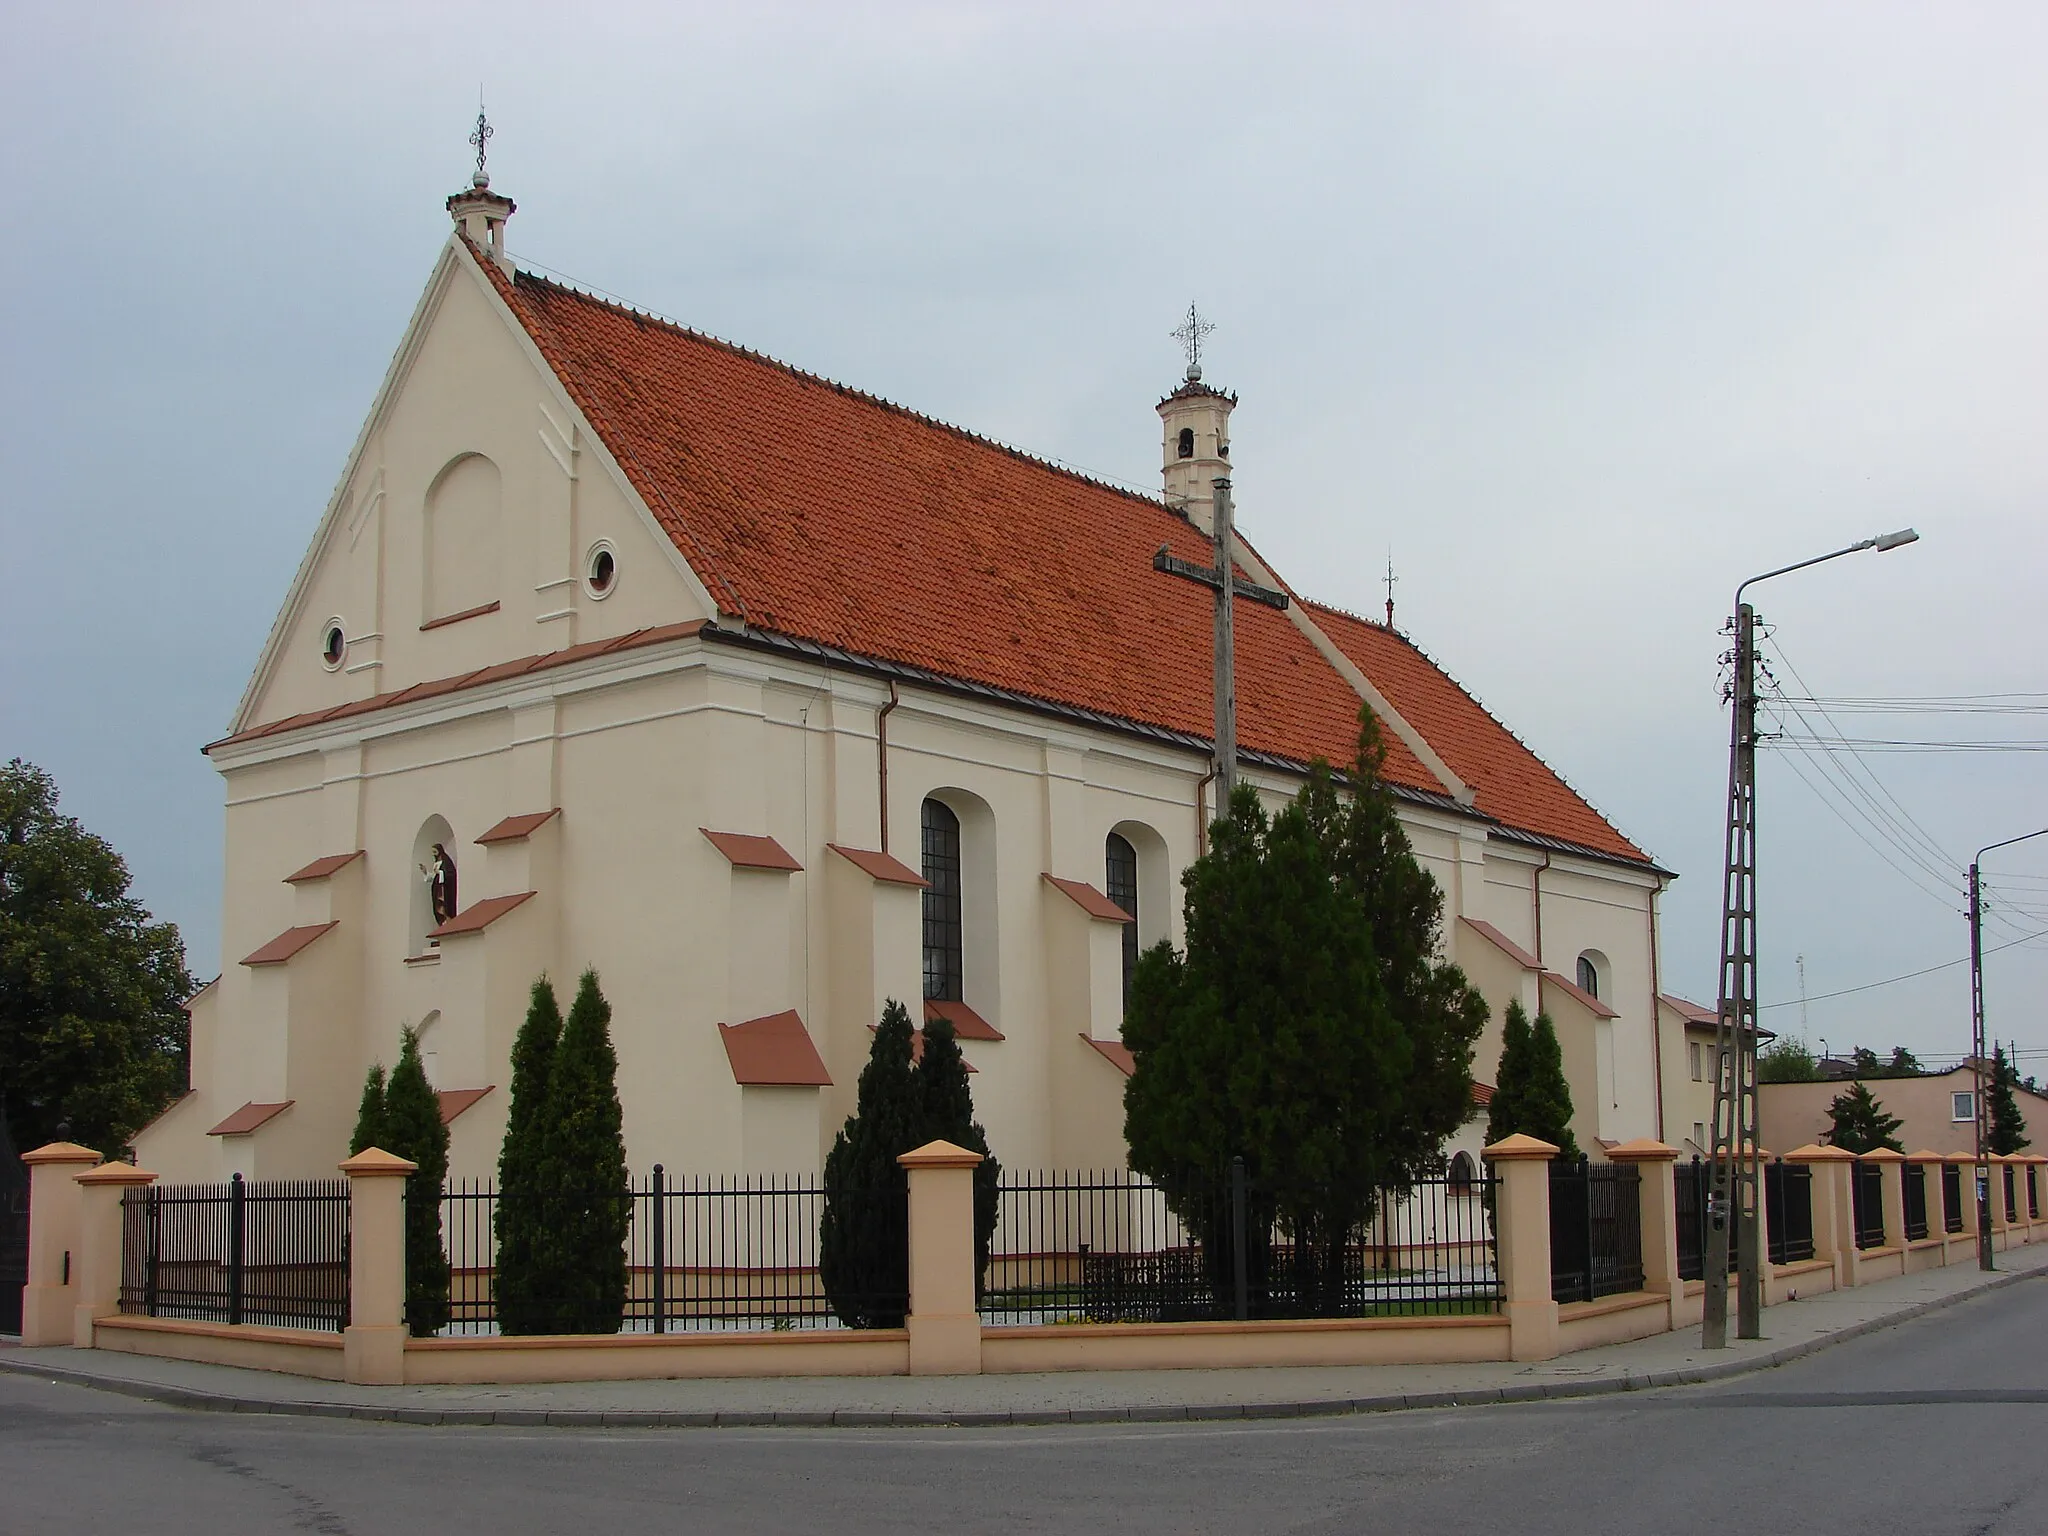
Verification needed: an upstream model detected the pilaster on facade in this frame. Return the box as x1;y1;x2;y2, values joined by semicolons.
822;844;927;1122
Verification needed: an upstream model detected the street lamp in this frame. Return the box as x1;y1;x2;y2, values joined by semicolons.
1968;826;2048;1271
1703;527;1919;1350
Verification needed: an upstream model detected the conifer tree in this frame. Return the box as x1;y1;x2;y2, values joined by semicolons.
382;1027;451;1335
349;1064;387;1156
1485;1001;1581;1160
820;1000;918;1328
1124;712;1488;1316
533;969;629;1333
1825;1080;1903;1154
1988;1045;2031;1155
912;1014;1001;1298
496;976;562;1336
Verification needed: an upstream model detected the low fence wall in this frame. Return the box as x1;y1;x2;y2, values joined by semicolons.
21;1138;2048;1385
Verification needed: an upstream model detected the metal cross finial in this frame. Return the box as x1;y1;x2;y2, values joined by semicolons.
469;102;494;185
1384;553;1399;628
1171;303;1215;381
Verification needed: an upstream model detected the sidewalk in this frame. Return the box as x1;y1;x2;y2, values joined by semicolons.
6;1247;2044;1428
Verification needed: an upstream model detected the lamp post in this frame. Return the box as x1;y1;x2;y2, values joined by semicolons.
1702;527;1919;1350
1968;826;2048;1271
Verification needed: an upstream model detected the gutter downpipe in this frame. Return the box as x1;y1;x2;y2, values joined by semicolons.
1648;880;1667;1143
877;681;901;853
1531;852;1552;966
1195;766;1219;855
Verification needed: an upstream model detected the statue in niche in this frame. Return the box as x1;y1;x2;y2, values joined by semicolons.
420;843;458;940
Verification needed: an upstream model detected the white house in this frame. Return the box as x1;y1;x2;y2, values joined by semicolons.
137;169;1682;1185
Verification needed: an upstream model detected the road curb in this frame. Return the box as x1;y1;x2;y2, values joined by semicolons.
2;1266;2038;1430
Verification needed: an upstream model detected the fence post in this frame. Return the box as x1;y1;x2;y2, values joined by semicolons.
898;1140;984;1376
1948;1151;1982;1257
19;1142;102;1346
1484;1134;1559;1362
340;1147;417;1386
650;1164;666;1335
1229;1155;1249;1323
1608;1139;1680;1325
70;1162;156;1347
1863;1149;1905;1266
227;1172;247;1327
1784;1144;1854;1288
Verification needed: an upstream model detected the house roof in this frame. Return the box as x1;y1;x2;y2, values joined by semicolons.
473;250;1651;869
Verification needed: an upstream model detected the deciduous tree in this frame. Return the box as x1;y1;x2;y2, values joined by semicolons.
0;759;192;1156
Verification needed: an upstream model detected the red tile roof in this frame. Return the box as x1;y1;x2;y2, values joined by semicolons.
477;253;1647;866
1306;602;1646;862
701;828;803;872
283;851;362;883
827;844;928;887
1471;1081;1496;1107
427;891;535;938
476;809;560;844
1541;969;1619;1021
718;1010;833;1087
1659;993;1718;1026
924;999;1005;1041
1082;1036;1137;1077
240;922;337;967
436;1086;495;1124
1460;917;1542;972
1043;874;1136;922
208;1101;293;1136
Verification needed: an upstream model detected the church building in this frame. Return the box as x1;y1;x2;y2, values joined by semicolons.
137;164;1681;1185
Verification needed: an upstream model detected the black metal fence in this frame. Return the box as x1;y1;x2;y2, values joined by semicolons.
2030;1165;2040;1222
1765;1160;1815;1264
1903;1162;1930;1242
1549;1159;1643;1304
1942;1162;1964;1234
981;1165;1500;1325
118;1175;350;1332
2004;1165;2018;1224
1850;1161;1886;1250
440;1169;905;1335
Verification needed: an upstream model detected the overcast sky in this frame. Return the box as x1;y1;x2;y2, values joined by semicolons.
5;2;2044;1072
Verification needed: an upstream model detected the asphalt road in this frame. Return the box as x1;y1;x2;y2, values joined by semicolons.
7;1279;2045;1536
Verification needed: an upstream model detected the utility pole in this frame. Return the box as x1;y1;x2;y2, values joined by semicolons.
1703;600;1762;1347
1701;527;1918;1350
1968;825;2048;1272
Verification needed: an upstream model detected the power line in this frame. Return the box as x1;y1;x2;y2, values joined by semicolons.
1757;924;2048;1010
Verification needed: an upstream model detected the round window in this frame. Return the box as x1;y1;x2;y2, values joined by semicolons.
321;622;346;670
585;543;618;598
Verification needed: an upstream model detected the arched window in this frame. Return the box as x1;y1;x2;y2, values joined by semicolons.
1105;832;1139;999
921;798;963;1003
1577;954;1599;999
1176;427;1195;459
1448;1151;1477;1193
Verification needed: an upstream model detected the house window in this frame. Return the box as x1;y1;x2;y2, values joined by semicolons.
1176;427;1195;459
921;798;964;1003
1576;954;1600;999
1105;832;1140;1000
1953;1091;1976;1123
1448;1151;1477;1193
1689;1042;1704;1082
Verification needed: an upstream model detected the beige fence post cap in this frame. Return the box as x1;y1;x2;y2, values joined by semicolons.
73;1162;156;1187
897;1140;985;1170
23;1141;104;1166
1943;1151;1983;1165
1783;1143;1856;1162
1905;1149;1945;1163
1483;1133;1560;1160
1858;1147;1906;1163
339;1147;420;1177
1606;1138;1679;1162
